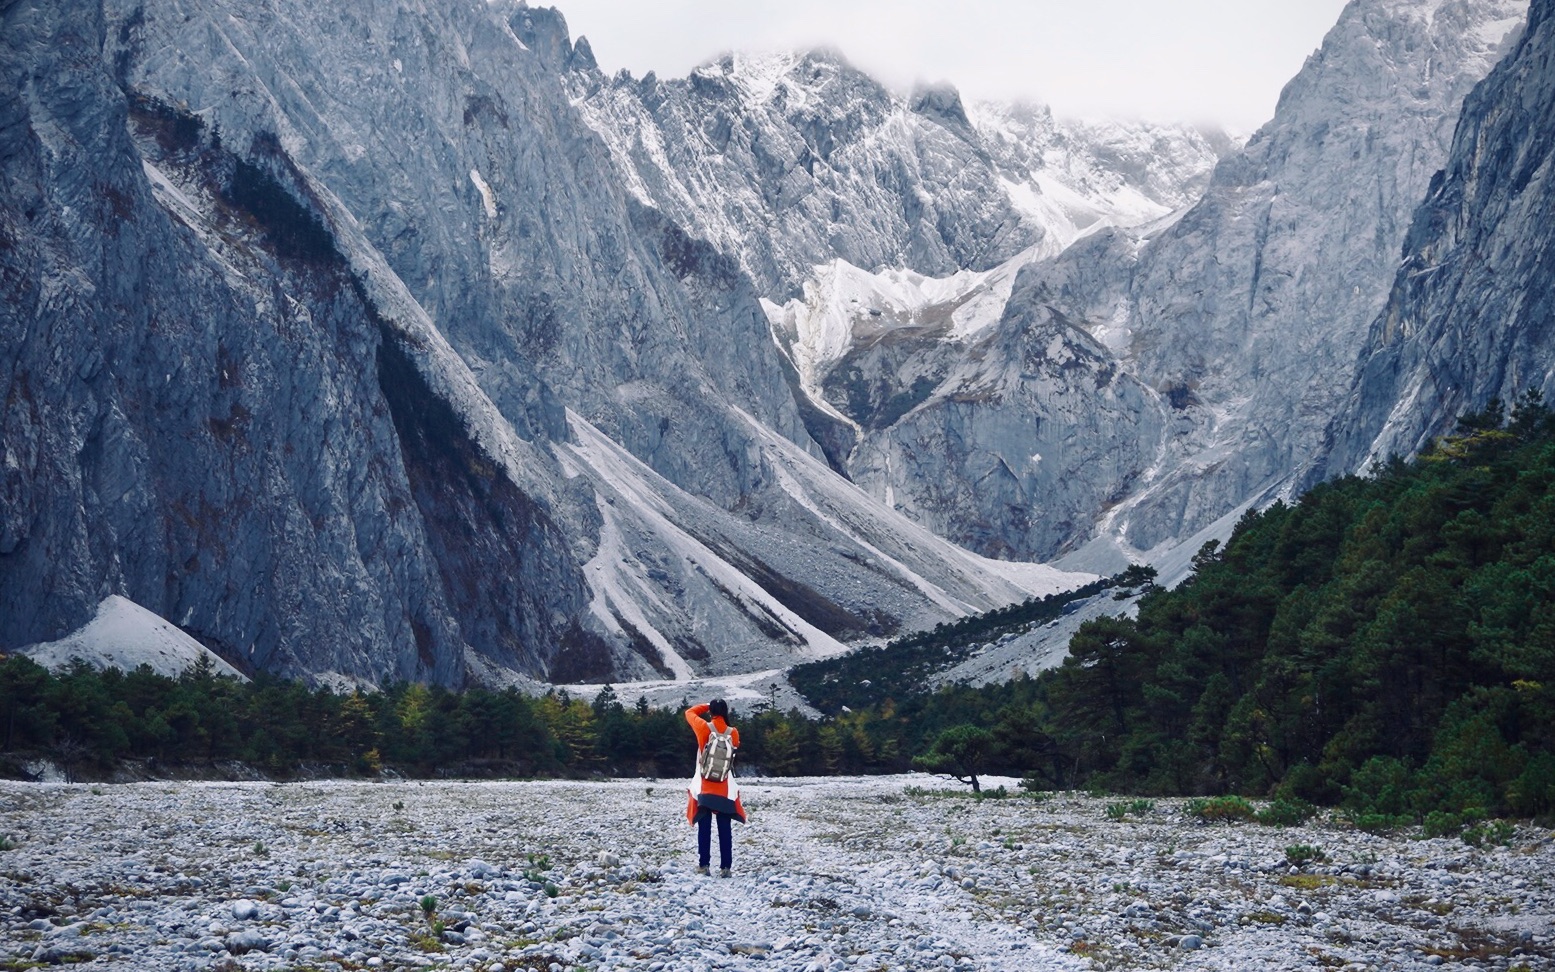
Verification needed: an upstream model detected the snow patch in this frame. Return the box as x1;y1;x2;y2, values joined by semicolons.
20;595;247;681
470;168;497;218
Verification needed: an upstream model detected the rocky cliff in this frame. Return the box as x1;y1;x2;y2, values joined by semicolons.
1074;0;1529;556
1321;0;1555;471
758;0;1527;563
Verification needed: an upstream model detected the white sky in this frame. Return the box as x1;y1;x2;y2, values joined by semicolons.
550;0;1353;130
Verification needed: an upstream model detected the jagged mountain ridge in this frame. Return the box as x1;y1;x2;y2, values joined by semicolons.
0;0;1089;687
566;45;1231;301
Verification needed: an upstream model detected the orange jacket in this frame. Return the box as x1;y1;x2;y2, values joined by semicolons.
685;703;746;823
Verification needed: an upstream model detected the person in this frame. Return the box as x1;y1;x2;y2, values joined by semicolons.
684;698;746;877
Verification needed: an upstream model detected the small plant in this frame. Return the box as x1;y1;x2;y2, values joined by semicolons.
1462;819;1515;848
1284;844;1327;866
392;800;404;812
1186;795;1256;823
523;852;552;883
645;787;654;796
1423;810;1465;838
544;881;559;899
1256;798;1317;827
1018;775;1052;800
419;894;438;917
275;880;292;894
1349;812;1410;834
91;787;104;796
1106;799;1154;820
252;841;268;857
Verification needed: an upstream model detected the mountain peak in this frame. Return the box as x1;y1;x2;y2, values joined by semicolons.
911;81;971;131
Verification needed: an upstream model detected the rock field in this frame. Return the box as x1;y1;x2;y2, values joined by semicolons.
1;776;1551;971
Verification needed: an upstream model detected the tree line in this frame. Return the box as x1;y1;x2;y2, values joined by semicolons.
3;395;1553;829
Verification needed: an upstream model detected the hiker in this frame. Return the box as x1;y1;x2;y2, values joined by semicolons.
685;699;746;877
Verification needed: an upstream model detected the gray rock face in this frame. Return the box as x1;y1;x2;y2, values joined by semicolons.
767;248;1166;561
1321;0;1555;472
0;0;603;685
0;0;1089;685
1106;0;1529;552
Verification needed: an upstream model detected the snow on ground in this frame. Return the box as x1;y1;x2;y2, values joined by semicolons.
18;595;246;681
2;776;1551;971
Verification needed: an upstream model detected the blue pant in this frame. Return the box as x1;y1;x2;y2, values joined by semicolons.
695;806;733;870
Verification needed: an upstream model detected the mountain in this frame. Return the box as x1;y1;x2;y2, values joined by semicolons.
566;48;1230;301
3;0;1544;690
1103;0;1530;555
1320;0;1555;471
744;0;1527;564
0;0;1087;687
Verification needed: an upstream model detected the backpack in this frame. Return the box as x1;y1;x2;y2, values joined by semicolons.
698;725;736;782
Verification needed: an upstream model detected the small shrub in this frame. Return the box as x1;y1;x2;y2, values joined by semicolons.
1186;795;1256;823
419;894;438;916
392;800;404;812
1256;798;1316;827
1284;844;1326;866
523;852;552;883
1106;799;1154;820
0;835;14;851
1018;774;1050;795
1422;810;1465;838
543;881;559;898
252;841;268;857
1349;812;1410;834
1461;819;1515;848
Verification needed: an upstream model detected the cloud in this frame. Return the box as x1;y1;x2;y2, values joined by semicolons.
548;0;1351;128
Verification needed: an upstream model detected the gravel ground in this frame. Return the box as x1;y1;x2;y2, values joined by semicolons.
1;776;1552;971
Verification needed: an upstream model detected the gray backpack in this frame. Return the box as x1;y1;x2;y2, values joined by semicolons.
698;725;736;782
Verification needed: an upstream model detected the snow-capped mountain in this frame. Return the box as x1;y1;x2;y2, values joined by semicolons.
567;46;1230;300
3;0;1547;690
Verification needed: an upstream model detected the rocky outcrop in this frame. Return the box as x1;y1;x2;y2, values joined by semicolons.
1321;0;1555;471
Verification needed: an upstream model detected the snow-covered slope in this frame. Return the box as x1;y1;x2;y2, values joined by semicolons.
19;596;247;680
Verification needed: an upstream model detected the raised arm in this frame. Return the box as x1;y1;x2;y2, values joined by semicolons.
685;703;711;745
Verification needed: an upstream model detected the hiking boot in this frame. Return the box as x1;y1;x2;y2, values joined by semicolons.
695;865;710;876
718;868;732;879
